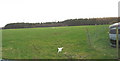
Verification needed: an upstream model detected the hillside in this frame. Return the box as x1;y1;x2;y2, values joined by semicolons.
3;17;118;29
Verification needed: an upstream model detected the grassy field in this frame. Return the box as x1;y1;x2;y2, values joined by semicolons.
0;30;2;59
2;25;118;59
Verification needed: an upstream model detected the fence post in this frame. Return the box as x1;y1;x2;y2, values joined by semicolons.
116;23;119;59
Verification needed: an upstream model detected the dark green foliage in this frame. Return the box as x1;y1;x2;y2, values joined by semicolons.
3;17;118;29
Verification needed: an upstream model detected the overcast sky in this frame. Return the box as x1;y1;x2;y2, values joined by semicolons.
0;0;119;27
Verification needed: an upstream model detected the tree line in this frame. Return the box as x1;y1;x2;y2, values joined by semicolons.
3;17;119;29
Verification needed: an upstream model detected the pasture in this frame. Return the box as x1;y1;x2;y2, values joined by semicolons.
2;25;118;59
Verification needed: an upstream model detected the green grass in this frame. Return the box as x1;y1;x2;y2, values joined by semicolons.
0;30;2;59
2;25;118;59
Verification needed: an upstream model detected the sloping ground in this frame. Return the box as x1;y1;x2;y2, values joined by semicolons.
2;25;117;59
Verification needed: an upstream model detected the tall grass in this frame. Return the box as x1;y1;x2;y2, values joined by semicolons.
2;25;117;59
0;29;2;59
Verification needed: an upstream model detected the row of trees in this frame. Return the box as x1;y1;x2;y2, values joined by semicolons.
3;17;119;29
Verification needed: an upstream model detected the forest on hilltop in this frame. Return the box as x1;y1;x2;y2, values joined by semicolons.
3;17;119;29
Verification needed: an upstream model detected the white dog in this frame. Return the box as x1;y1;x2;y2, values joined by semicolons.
58;47;63;53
